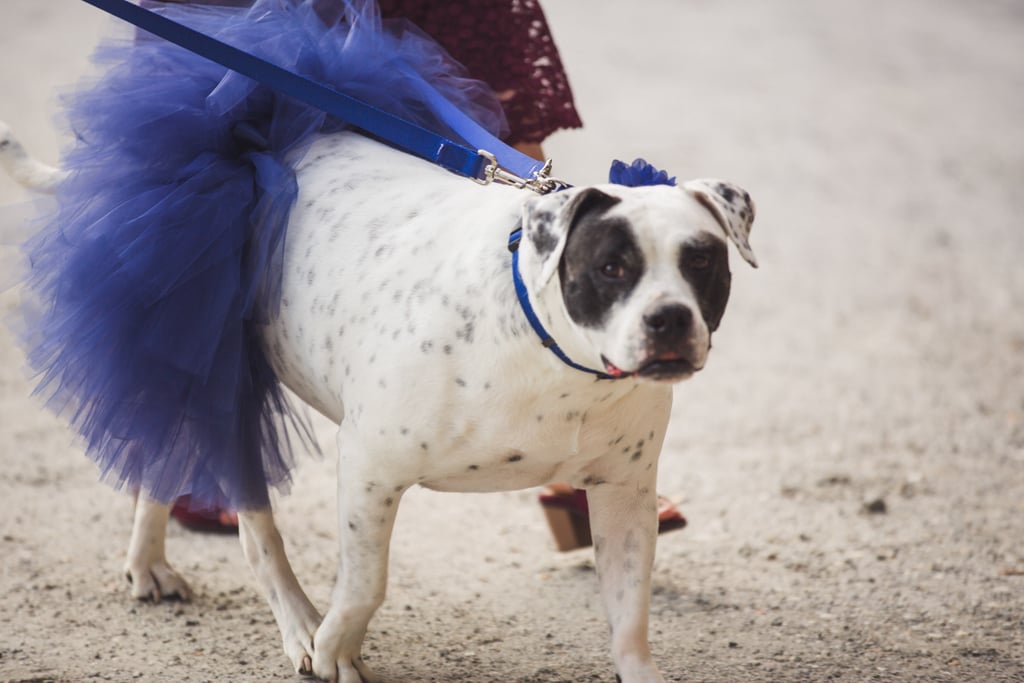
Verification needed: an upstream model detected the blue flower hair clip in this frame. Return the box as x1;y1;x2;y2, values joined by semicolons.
608;158;677;188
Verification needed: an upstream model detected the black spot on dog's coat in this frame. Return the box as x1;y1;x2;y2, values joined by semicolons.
529;214;559;255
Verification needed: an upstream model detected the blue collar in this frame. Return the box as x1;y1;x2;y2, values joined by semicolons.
508;226;619;381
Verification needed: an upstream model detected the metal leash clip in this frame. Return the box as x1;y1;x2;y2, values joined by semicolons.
474;150;569;195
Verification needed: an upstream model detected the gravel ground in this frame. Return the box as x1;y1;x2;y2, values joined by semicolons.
1;1;1022;681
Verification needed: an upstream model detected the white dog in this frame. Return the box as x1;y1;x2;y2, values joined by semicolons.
3;125;756;683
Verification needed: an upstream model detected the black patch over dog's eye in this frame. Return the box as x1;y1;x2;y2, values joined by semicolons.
560;214;645;329
679;235;731;332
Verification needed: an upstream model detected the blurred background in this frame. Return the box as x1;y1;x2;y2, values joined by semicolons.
1;1;1022;681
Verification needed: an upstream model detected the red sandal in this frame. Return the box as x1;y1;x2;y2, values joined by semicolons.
539;485;686;552
170;495;239;534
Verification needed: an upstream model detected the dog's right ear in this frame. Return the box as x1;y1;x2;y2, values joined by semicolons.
522;187;622;290
682;179;758;268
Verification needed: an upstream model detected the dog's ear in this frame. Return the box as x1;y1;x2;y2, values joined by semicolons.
523;187;622;289
683;179;758;268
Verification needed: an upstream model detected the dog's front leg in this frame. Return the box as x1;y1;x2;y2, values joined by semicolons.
588;481;666;683
238;508;322;676
312;426;404;683
124;495;192;602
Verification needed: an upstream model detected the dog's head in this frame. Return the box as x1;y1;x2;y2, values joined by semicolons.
519;179;756;382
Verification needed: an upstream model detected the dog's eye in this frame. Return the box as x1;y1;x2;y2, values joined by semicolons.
686;251;712;270
599;261;626;280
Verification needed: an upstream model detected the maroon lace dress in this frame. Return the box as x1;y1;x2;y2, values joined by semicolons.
377;0;582;144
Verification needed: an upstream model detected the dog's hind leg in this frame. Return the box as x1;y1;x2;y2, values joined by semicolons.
311;426;405;683
238;507;322;676
124;495;193;603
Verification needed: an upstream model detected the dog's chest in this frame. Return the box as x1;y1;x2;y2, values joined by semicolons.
411;382;649;492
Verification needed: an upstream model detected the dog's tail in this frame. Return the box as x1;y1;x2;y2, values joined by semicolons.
0;121;66;193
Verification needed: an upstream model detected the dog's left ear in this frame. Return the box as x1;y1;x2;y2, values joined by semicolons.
683;179;758;268
523;186;622;288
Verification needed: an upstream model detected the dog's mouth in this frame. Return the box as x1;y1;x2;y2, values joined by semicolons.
637;356;698;381
601;354;700;382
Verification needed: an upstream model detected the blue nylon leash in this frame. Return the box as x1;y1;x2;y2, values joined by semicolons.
79;0;548;184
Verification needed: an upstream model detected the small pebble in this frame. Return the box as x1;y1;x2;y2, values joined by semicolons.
862;497;888;514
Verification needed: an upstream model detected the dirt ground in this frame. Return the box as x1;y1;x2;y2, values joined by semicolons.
1;0;1022;681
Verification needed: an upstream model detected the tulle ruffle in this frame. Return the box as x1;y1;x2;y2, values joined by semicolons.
20;0;509;509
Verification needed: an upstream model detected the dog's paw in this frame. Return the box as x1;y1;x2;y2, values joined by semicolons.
279;601;322;677
614;663;666;683
287;634;316;678
123;560;192;603
311;654;377;683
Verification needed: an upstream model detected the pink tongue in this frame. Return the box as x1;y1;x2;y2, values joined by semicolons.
604;360;626;377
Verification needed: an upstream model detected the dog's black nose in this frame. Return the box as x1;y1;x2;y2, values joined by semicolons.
643;304;693;339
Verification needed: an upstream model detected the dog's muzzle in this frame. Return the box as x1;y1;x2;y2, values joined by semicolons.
602;303;706;382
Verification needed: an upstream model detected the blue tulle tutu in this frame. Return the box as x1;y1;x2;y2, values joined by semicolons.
20;0;509;510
